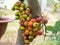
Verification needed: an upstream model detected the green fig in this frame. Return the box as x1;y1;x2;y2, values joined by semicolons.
24;6;28;10
21;11;26;14
21;3;24;7
28;36;34;42
28;14;32;17
23;14;28;18
20;26;25;31
24;36;27;40
14;1;21;7
33;28;38;32
26;17;31;21
20;18;25;22
12;7;15;10
14;6;19;10
33;22;39;27
29;31;33;36
19;7;24;11
28;36;34;39
15;12;21;16
25;40;30;44
15;16;19;19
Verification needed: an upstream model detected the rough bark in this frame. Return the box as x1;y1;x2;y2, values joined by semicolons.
16;28;25;45
16;0;41;45
27;0;41;18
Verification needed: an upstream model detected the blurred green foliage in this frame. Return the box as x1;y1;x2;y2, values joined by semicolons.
46;21;60;34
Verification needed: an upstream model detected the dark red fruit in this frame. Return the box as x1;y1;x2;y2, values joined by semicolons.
37;30;43;35
31;19;36;22
43;18;48;24
19;21;24;26
36;17;42;22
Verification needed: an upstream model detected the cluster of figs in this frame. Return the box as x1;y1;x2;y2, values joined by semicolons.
12;1;48;45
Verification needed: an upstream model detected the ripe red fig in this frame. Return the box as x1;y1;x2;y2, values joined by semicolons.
37;30;43;35
36;17;42;22
19;21;24;26
43;18;48;24
31;19;36;22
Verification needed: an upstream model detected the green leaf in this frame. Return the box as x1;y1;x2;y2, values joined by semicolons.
46;26;54;31
56;35;60;41
54;21;60;31
46;26;57;34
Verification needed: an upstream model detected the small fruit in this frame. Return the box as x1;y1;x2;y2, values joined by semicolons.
33;32;37;36
25;10;30;14
29;31;33;36
33;22;39;27
28;14;32;17
24;40;30;44
20;26;25;31
24;21;28;26
26;8;30;12
15;1;21;6
23;14;28;18
28;27;32;31
26;17;31;21
36;30;43;35
24;29;29;36
12;7;15;10
15;16;19;19
19;7;24;11
33;28;38;32
19;21;24;26
15;11;20;16
24;6;28;9
24;36;27;40
36;17;42;22
28;39;33;42
15;6;19;10
20;15;23;18
21;3;24;7
31;19;36;22
28;21;33;27
20;18;25;22
43;18;48;24
28;36;34;40
14;3;20;7
21;11;25;14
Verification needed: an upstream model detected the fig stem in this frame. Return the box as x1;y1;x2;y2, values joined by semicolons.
44;24;47;40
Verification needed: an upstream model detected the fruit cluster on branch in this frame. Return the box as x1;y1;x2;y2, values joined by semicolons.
12;1;47;45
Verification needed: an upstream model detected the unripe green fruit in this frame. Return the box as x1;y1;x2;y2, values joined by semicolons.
29;31;33;36
20;26;25;31
24;6;28;10
26;17;31;21
33;28;38;32
23;14;28;18
15;16;19;19
15;12;21;16
19;7;24;11
25;40;30;44
15;6;19;10
28;36;34;39
21;3;24;7
20;18;25;22
33;22;39;27
12;7;15;10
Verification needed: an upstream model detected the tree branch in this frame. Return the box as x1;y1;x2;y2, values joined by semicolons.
27;0;41;18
